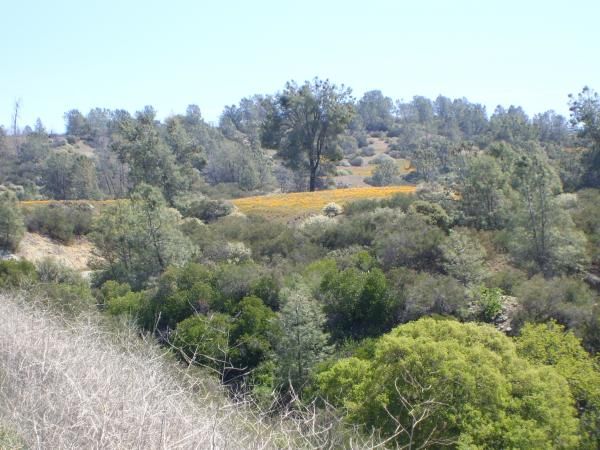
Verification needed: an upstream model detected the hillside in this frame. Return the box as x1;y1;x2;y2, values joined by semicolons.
0;293;373;449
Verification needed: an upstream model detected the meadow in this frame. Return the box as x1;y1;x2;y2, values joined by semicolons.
232;185;416;219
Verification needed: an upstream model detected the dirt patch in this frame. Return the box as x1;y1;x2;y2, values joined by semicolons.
15;233;95;272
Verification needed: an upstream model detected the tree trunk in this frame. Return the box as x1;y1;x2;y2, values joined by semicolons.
309;167;317;192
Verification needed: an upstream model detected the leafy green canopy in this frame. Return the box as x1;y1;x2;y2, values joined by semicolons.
316;318;580;449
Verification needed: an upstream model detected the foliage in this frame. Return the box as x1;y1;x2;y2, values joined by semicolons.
0;191;25;251
322;202;343;217
476;286;504;322
172;313;233;376
320;267;396;341
42;150;99;200
517;322;600;448
91;185;193;288
375;213;445;270
403;273;467;321
513;275;598;336
275;289;330;391
25;203;93;243
316;318;581;448
367;159;399;186
440;228;487;286
267;78;355;191
0;260;38;288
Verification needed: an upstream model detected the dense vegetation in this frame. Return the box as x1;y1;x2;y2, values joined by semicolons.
1;81;600;448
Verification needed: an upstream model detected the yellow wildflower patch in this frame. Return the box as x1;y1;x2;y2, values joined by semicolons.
232;185;416;220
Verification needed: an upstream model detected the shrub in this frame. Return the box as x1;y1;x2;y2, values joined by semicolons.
375;214;445;270
350;156;363;166
361;146;375;157
0;260;38;288
367;159;399;186
316;318;581;449
403;273;467;321
322;202;343;217
25;204;93;243
368;153;394;165
477;286;504;322
175;195;233;223
0;191;25;252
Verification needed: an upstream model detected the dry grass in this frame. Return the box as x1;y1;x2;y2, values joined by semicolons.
16;232;95;272
232;186;416;220
0;293;378;449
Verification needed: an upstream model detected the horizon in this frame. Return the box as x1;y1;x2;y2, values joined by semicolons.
2;0;599;133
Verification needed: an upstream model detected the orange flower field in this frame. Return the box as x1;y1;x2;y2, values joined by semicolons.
232;185;416;219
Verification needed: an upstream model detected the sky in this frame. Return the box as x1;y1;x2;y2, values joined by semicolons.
1;0;599;133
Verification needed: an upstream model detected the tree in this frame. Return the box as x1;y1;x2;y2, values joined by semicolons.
320;267;396;341
91;184;193;288
369;159;399;186
64;109;89;138
517;322;600;449
42;151;99;200
0;191;25;252
357;90;394;131
276;288;330;390
458;154;512;229
316;318;581;449
510;153;589;275
440;228;487;286
111;107;190;203
569;86;600;187
271;78;354;191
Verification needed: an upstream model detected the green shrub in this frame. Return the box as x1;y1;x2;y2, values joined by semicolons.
25;204;93;243
0;191;25;252
0;260;38;288
477;286;503;322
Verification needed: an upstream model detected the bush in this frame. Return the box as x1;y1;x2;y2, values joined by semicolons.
368;153;394;165
316;318;581;449
375;214;445;270
0;260;38;288
349;156;363;167
367;160;399;187
175;195;233;223
25;204;93;243
322;202;343;217
403;273;467;321
477;286;504;322
361;146;375;157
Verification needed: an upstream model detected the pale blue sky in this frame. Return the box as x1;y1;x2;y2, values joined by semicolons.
1;0;599;133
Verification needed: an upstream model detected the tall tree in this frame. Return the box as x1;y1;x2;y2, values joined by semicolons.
569;86;600;187
269;78;354;191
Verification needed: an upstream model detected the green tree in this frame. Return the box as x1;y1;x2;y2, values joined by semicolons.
270;78;354;191
569;86;600;187
42;151;99;200
229;296;280;372
91;184;193;288
172;313;233;380
357;90;394;131
440;228;487;286
276;289;330;390
458;154;512;229
0;191;25;252
510;153;589;275
517;322;600;449
369;159;399;186
316;318;581;449
320;267;396;341
112;107;190;203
